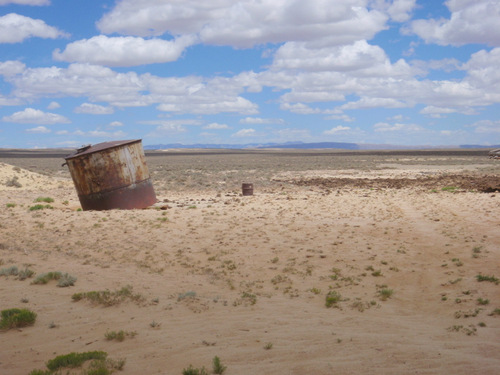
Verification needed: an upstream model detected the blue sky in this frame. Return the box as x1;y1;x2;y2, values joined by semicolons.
0;0;499;148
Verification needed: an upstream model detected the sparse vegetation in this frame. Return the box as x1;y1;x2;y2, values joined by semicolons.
264;342;273;350
489;308;500;316
29;204;53;211
29;351;125;375
34;197;54;203
0;308;37;330
32;271;76;287
0;265;19;276
0;265;33;281
6;203;16;208
477;298;490;305
72;285;144;306
178;291;197;301
5;176;22;188
378;288;394;301
212;356;227;375
476;274;499;285
325;291;342;308
105;330;137;341
182;365;209;375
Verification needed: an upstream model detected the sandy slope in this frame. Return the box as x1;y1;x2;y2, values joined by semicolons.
0;162;499;374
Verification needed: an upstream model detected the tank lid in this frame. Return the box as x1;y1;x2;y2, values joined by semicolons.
65;139;142;160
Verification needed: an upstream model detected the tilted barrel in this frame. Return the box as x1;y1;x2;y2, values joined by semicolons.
64;139;156;210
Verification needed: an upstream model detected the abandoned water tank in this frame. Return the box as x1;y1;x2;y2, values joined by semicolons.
64;139;156;210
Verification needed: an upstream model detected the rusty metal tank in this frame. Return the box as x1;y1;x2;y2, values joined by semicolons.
242;183;254;196
64;139;156;210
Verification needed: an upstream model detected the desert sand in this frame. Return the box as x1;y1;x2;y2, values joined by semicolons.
0;149;499;375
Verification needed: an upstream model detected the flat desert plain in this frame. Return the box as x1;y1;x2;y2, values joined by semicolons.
0;148;499;375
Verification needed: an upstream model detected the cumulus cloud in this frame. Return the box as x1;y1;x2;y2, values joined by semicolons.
373;122;423;133
470;119;500;133
203;122;229;129
0;60;26;76
340;97;408;110
239;117;284;125
53;35;196;67
0;0;50;5
97;0;388;48
324;125;351;135
2;108;70;124
74;102;114;114
47;101;60;109
109;121;123;127
232;128;256;137
25;125;50;133
406;0;500;46
0;13;68;43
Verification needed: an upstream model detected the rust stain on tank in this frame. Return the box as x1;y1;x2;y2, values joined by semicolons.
64;139;156;210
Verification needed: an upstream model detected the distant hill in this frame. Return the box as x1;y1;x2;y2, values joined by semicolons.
145;142;359;150
144;142;497;150
460;144;500;149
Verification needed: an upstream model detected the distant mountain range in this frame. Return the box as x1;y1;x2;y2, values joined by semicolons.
144;141;500;150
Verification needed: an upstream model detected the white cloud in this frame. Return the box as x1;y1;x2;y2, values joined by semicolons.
0;13;68;43
272;40;391;73
373;122;423;133
109;121;123;127
340;97;408;110
4;63;259;115
0;94;22;106
232;128;256;137
406;0;500;46
74;102;114;115
25;125;50;133
47;101;60;109
97;0;388;48
239;117;284;125
2;108;70;124
324;125;351;135
420;106;458;118
53;35;196;67
386;0;416;22
0;60;25;76
203;122;229;130
0;0;50;5
157;95;258;115
470;119;500;133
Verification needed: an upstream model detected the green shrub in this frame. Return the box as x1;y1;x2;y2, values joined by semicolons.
104;330;137;341
30;352;125;375
378;288;394;301
476;274;499;285
72;285;144;306
46;351;107;371
325;291;342;308
0;266;18;276
32;271;76;287
212;356;227;375
0;308;37;330
29;204;53;211
182;365;209;375
34;197;54;203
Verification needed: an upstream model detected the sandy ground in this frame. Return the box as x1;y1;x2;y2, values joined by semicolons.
0;159;499;374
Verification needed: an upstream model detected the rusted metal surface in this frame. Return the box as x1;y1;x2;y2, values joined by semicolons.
242;183;254;196
65;139;156;210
